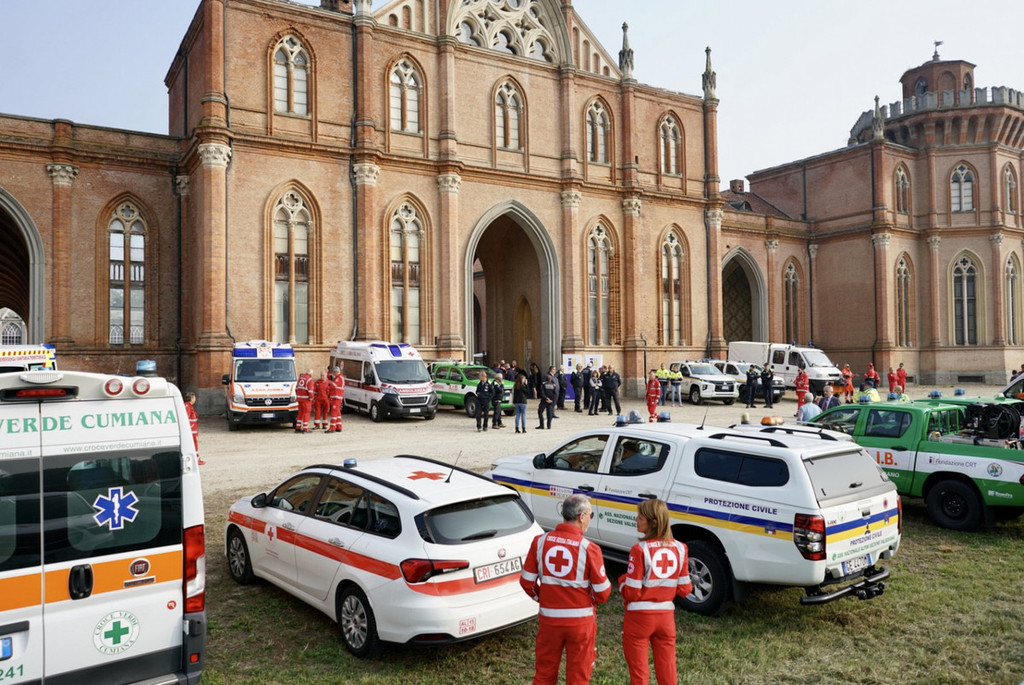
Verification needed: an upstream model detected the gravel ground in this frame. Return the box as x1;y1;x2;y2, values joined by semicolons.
196;382;1005;500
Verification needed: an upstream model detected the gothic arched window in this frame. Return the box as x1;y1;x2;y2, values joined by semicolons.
273;36;309;115
389;59;421;133
952;255;977;345
495;82;523;150
660;117;681;175
108;202;147;345
951;164;974;212
587;102;608;164
660;233;684;345
1007;256;1021;346
273;191;311;343
783;263;800;344
587;226;613;345
390;203;423;344
896;257;913;347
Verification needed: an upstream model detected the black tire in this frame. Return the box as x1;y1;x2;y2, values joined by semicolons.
226;528;255;585
370;401;384;423
504;408;514;416
464;395;478;418
680;539;730;616
337;586;380;658
926;479;985;531
689;386;703;405
723;399;735;406
424;411;436;421
226;410;239;431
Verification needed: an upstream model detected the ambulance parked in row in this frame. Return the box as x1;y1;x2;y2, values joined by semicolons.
0;344;58;374
328;341;438;422
222;340;298;431
0;369;206;684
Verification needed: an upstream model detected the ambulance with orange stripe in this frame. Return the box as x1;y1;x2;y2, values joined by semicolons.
224;455;540;657
487;421;902;616
0;369;205;683
0;344;57;374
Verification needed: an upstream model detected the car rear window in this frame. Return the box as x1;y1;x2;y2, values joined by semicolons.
803;449;892;501
416;494;534;545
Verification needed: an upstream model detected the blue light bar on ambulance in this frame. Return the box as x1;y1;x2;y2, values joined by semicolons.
232;341;295;358
370;342;411;357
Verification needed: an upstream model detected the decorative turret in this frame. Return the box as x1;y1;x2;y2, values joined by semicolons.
618;23;634;80
703;47;716;100
872;95;884;140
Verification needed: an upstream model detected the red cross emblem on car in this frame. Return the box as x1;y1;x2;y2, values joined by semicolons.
408;470;446;480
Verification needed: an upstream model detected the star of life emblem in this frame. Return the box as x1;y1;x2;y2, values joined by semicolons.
92;487;140;531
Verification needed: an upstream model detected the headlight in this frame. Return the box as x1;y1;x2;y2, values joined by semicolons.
382;387;398;396
233;394;244;404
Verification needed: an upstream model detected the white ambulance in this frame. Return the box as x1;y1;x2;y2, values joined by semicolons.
222;340;298;431
0;344;58;374
328;341;438;422
0;369;206;683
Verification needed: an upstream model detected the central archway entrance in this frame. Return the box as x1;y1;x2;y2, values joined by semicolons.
722;248;767;342
465;201;559;370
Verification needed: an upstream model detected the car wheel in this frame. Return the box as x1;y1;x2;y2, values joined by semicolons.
689;386;703;405
337;586;380;658
226;528;255;585
723;399;735;406
424;411;436;421
227;412;239;431
464;395;478;418
926;479;985;531
680;539;730;616
370;401;384;423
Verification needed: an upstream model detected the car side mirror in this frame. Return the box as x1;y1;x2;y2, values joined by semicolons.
221;374;230;385
532;453;547;469
250;493;268;508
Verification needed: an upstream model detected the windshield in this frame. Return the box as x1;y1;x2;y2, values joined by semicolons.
803;350;833;368
375;359;431;384
234;358;296;382
688;364;720;376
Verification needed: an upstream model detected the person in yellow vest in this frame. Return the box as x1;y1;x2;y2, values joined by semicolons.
655;363;671;406
669;368;683;406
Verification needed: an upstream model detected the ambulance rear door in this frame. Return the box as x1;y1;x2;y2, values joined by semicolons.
0;401;45;684
38;394;189;682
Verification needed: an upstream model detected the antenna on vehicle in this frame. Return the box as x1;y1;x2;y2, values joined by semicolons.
698;405;710;430
446;451;463;483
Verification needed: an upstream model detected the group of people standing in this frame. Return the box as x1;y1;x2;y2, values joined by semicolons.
295;367;345;433
520;494;690;684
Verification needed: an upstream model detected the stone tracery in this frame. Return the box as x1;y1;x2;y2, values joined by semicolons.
452;0;557;63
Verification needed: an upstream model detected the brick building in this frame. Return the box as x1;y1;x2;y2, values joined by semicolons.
0;1;1021;404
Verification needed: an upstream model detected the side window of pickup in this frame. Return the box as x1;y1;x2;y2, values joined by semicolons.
694;448;789;487
609;437;670;476
817;407;861;434
865;409;912;439
548;435;609;472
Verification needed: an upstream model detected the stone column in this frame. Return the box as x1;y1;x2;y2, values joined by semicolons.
990;233;1005;344
560;189;583;351
559;65;578;181
46;161;78;343
353;162;382;340
437;36;458;162
765;239;779;341
175;174;193;345
871;232;893;353
436;172;464;354
927;235;942;346
705;209;726;357
621;196;643;395
194;142;233;386
807;244;819;343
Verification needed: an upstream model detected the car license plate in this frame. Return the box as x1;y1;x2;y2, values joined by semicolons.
842;554;871;575
410;407;420;413
474;556;523;584
261;412;275;419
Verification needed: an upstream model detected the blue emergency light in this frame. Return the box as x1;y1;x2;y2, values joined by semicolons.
929;390;943;398
1;636;11;660
954;387;965;395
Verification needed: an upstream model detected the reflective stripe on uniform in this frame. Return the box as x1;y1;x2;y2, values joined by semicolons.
624;600;675;612
539;606;595;619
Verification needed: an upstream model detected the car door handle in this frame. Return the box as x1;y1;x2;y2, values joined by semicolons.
576;485;595;492
328;537;345;548
638;493;658;499
281;522;296;531
68;564;94;600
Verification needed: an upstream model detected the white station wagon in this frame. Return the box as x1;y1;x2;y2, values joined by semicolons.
225;455;541;657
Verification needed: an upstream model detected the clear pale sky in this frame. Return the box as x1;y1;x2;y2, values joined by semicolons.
2;0;1022;186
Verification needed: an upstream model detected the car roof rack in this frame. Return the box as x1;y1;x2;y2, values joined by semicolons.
305;463;420;500
734;425;840;441
707;432;787;448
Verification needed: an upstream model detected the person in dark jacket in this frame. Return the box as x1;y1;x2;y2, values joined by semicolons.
528;363;542;400
513;373;529;433
745;365;759;408
605;365;622;415
475;371;494;432
537;372;558;429
588;371;603;416
570;363;585;413
491;373;505;428
760;365;775;409
581;362;593;412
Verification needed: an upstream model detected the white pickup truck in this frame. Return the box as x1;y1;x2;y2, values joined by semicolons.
487;421;901;615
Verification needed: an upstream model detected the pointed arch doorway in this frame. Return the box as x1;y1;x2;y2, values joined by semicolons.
0;188;45;342
465;201;559;369
722;248;767;342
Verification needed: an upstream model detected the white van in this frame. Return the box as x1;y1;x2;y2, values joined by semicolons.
728;341;842;395
0;370;206;683
328;341;438;422
221;340;298;431
0;344;58;374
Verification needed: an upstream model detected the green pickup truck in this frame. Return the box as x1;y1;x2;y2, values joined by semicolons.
811;399;1024;530
431;363;514;417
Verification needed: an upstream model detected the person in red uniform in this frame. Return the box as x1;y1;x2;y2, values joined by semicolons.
184;391;203;465
520;494;611;685
328;367;345;433
618;499;691;685
645;370;662;423
896;363;908;394
794;368;809;413
295;368;313;433
313;370;330;431
841;364;855;404
887;366;899;395
864;362;881;390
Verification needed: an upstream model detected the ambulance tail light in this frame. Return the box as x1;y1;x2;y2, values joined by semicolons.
132;377;151;396
793;513;826;561
400;558;469;583
104;378;125;396
184;524;206;612
11;387;70;399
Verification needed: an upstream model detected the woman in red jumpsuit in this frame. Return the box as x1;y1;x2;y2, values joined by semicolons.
645;370;662;422
794;368;809;413
618;499;692;685
841;364;855;404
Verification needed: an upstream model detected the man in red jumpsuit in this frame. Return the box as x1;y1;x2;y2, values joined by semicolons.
328;367;345;433
896;363;908;394
864;362;881;390
313;370;330;431
184;391;203;465
794;368;809;414
619;499;691;685
645;370;662;422
887;366;899;395
520;494;611;685
295;368;313;433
